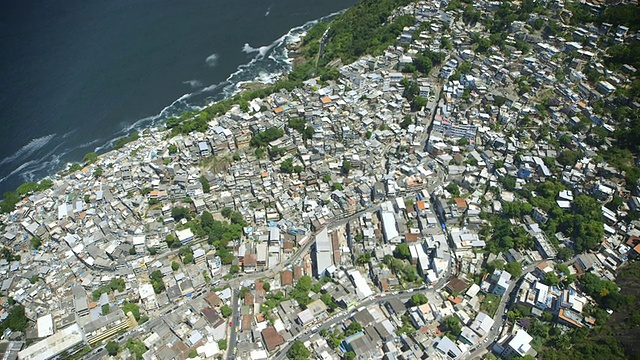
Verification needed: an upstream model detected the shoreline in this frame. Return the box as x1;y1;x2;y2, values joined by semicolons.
1;10;329;202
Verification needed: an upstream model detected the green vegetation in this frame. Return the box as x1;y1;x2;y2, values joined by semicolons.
220;305;232;318
181;210;244;265
250;127;284;148
199;176;210;193
0;247;20;263
442;316;461;336
106;341;119;356
92;278;126;301
113;132;139;150
179;246;194;264
171;261;180;272
280;158;303;174
480;294;501;317
0;305;29;333
287;118;314;140
122;301;141;320
287;340;311;360
101;304;110;315
168;144;178;155
30;237;42;250
125;338;147;360
290;275;313;307
505;261;522;278
322;4;414;65
395;314;416;335
1;179;54;213
579;272;625;311
480;214;534;254
218;339;227;350
149;270;166;294
383;254;420;283
410;293;428;306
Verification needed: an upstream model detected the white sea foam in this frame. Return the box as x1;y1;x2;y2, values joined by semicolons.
205;53;219;67
183;80;203;88
0;160;38;184
242;43;259;54
0;133;56;166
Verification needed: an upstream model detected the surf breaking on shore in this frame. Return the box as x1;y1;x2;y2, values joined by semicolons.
0;9;346;192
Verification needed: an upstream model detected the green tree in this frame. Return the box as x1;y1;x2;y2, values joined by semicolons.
122;302;141;320
106;341;119;356
102;304;110;315
344;351;356;360
125;338;147;360
393;243;411;260
287;340;311;360
341;160;353;174
83;152;99;164
230;264;240;274
544;272;559;286
199;176;210;193
220;305;232;318
505;261;522;277
445;183;460;196
218;339;228;350
410;293;428;306
30;237;42;250
149;270;166;294
442;316;461;336
171;261;180;272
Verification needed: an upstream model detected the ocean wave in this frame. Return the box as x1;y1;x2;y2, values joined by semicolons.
0;160;39;184
0;133;56;166
183;79;203;88
205;53;219;67
242;43;259;54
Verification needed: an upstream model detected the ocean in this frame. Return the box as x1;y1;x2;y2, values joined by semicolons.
0;0;358;195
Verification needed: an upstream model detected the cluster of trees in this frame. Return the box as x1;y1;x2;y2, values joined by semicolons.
290;275;313;307
122;301;141;320
409;293;428;306
250;127;284;148
125;338;148;360
201;210;243;264
0;305;29;333
383;254;420;283
510;181;604;253
199;176;210;193
287;118;314;141
92;278;126;301
403;49;444;76
179;246;194;264
149;270;165;294
168;208;244;264
314;0;414;66
579;273;625;311
1;179;53;213
442;316;462;337
113;132;139;150
480;214;534;254
400;78;428;112
287;340;311;359
280;158;303;174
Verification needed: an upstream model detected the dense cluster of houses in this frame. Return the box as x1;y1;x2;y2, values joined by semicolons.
0;0;639;358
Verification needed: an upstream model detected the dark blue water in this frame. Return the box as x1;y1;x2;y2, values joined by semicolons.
0;0;357;195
